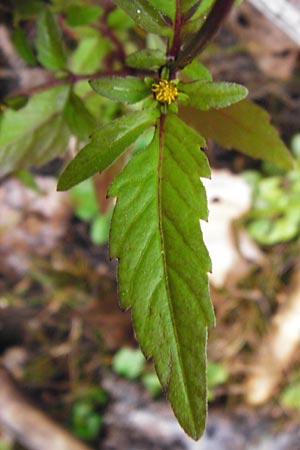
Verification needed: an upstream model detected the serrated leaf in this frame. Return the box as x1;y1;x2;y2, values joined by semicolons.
63;92;96;140
109;113;215;439
114;0;170;35
36;7;67;70
90;77;150;104
12;27;37;66
181;99;293;170
179;81;248;110
58;108;159;190
126;49;166;70
0;84;70;176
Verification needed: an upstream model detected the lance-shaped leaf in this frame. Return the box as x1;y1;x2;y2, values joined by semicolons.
109;113;215;439
126;49;166;70
180;99;293;170
179;81;248;110
90;77;150;104
114;0;171;35
58;108;159;190
36;7;67;70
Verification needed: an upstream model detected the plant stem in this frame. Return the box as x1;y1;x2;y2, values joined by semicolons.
168;0;182;66
12;69;130;98
173;0;235;71
99;8;126;64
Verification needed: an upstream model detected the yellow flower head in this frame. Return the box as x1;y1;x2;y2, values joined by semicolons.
152;79;178;105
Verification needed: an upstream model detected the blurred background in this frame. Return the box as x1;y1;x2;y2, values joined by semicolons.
0;0;300;449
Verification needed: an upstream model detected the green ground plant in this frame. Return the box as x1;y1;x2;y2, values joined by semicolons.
0;0;293;440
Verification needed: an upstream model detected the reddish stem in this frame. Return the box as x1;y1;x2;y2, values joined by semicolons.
173;0;235;70
167;0;182;78
12;69;130;98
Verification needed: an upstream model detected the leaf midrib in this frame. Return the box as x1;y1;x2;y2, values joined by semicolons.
157;114;197;429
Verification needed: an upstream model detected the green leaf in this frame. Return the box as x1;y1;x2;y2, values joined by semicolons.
114;0;170;35
126;49;166;70
207;361;229;388
112;347;146;380
0;85;70;176
180;0;199;13
181;99;293;170
65;5;102;26
58;108;159;190
90;76;150;104
109;113;215;439
12;0;43;22
63;92;96;140
148;0;176;20
90;213;111;245
179;81;248;110
12;27;37;66
70;35;110;75
280;382;300;410
36;7;67;70
71;179;99;221
181;60;212;81
183;0;214;16
141;372;161;397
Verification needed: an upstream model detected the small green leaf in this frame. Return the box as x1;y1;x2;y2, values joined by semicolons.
182;60;212;81
65;5;102;26
181;99;293;170
109;113;215;439
112;347;146;380
148;0;175;20
90;213;111;245
90;76;150;104
207;361;229;388
0;84;70;176
280;382;300;410
179;81;248;110
12;27;37;66
126;49;166;70
36;7;67;70
63;92;96;140
58;108;159;190
114;0;170;35
141;372;162;397
182;0;214;16
71;179;99;221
